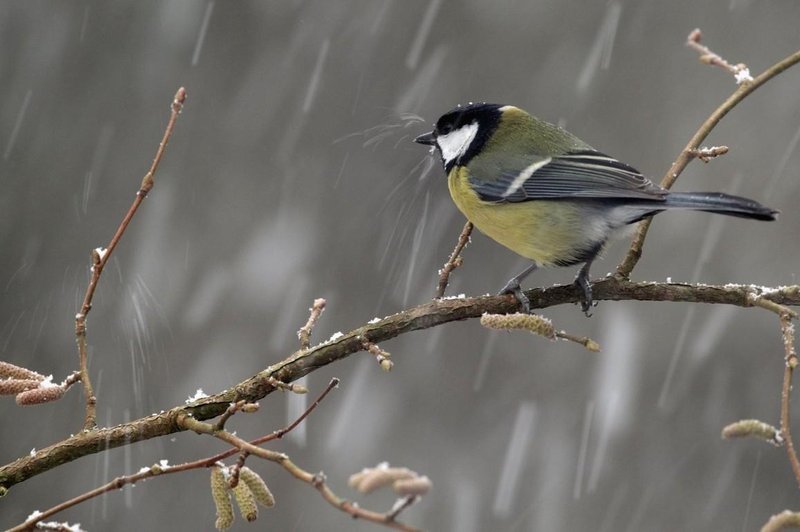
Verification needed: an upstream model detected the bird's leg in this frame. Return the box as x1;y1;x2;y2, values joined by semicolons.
499;263;538;313
574;260;596;317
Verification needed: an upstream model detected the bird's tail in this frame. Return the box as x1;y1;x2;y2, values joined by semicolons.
663;192;778;221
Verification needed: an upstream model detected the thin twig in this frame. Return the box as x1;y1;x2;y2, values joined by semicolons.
298;298;327;349
227;451;248;488
8;377;339;532
435;221;472;298
214;400;253;431
267;376;308;394
387;495;418;521
742;293;800;485
178;414;419;531
616;39;800;279
259;377;339;443
8;462;176;532
74;87;187;430
779;311;800;486
362;338;393;371
686;28;753;83
555;331;601;352
750;295;799;319
761;510;800;532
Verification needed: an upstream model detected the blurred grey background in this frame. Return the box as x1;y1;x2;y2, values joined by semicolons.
1;1;799;531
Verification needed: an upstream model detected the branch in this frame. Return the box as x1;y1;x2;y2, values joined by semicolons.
737;293;800;486
779;311;800;485
298;298;327;350
2;279;799;492
74;87;187;430
686;28;753;83
435;221;472;298
616;38;800;279
8;378;340;531
762;510;800;532
259;377;339;443
177;414;419;531
720;293;800;518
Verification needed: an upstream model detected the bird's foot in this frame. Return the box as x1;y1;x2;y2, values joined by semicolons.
499;279;531;314
574;273;595;317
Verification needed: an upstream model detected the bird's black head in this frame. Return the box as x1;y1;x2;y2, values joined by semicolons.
414;102;504;172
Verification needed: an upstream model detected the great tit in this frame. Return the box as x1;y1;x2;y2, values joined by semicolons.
414;103;778;315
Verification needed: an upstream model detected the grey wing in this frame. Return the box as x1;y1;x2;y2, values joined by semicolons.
470;150;669;203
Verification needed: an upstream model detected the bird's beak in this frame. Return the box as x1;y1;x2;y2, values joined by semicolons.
414;131;437;146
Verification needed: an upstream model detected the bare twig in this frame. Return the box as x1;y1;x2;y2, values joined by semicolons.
8;462;174;532
435;221;472;298
8;377;339;531
739;293;800;485
750;294;799;319
555;331;601;352
298;298;327;349
227;452;248;488
779;311;800;486
362;338;393;371
267;376;308;394
214;400;257;431
259;377;339;443
74;87;186;430
387;495;419;521
178;414;419;531
616;39;800;279
761;510;800;532
687;28;753;83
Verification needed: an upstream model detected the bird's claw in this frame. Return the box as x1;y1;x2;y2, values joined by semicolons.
499;280;531;314
574;276;594;317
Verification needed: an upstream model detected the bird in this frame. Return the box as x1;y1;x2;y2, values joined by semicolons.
414;102;778;315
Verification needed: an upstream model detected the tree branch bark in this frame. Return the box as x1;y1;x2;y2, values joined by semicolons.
2;278;798;492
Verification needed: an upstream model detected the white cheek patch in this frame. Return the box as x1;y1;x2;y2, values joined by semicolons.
436;121;478;166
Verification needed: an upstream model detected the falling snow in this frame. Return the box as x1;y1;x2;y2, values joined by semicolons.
2;3;794;531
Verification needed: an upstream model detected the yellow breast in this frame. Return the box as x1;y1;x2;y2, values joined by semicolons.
447;166;584;266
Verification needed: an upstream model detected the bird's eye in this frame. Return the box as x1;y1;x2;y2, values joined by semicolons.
439;123;453;135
